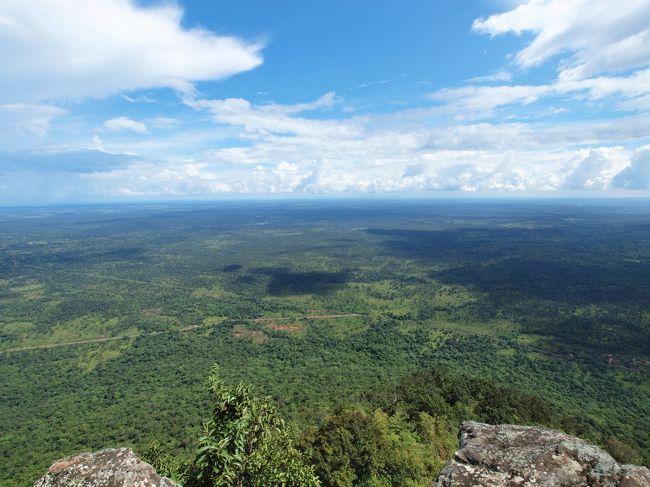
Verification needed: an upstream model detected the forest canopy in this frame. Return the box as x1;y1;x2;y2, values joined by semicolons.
0;201;648;485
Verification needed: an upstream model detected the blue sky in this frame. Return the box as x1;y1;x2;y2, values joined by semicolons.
1;0;649;203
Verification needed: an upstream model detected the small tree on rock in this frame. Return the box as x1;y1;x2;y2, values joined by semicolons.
184;365;320;487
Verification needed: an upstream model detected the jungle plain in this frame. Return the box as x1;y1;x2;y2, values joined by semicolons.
1;200;649;485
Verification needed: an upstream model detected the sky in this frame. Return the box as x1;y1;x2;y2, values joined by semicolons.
1;0;650;203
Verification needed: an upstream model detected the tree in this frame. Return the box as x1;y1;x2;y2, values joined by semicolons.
309;407;442;487
184;365;320;487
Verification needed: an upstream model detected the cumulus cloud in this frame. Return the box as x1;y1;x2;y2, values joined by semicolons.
33;88;630;199
186;150;547;194
103;117;148;134
472;0;650;79
119;92;637;196
1;143;642;201
612;147;650;189
3;87;647;201
562;147;630;190
0;0;263;102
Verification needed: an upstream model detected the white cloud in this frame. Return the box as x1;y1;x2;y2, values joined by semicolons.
121;94;156;103
148;117;180;129
2;140;645;201
473;0;650;79
612;146;650;189
91;135;104;151
562;147;630;190
466;71;513;83
350;80;391;90
428;68;650;118
102;117;148;134
0;0;263;102
429;84;552;116
184;92;354;140
0;103;66;136
4;86;647;201
0;103;66;151
455;0;650;138
133;92;641;196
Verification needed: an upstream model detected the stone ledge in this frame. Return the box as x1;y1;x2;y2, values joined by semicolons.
434;421;650;487
34;447;179;487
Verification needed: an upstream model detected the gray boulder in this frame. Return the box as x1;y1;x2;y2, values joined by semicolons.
434;421;650;487
34;447;179;487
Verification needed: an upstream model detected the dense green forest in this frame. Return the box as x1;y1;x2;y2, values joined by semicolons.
0;200;649;485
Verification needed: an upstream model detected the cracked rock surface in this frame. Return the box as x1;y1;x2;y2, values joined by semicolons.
33;447;179;487
434;421;650;487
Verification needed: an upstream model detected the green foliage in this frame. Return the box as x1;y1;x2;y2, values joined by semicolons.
369;368;557;427
308;407;447;487
307;368;559;486
141;441;181;480
184;365;320;487
606;438;644;465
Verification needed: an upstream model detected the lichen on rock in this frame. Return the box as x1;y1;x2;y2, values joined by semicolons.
434;421;650;487
33;447;179;487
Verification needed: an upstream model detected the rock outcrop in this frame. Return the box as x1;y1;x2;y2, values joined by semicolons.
34;448;179;487
434;421;650;487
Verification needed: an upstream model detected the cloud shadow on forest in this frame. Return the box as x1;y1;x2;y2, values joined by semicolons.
250;267;350;296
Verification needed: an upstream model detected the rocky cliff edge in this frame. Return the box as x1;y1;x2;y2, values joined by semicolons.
434;421;650;487
33;447;179;487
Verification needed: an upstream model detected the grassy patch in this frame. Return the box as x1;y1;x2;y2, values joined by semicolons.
2;321;35;334
79;347;125;373
424;318;518;336
9;282;45;300
233;325;269;344
398;321;418;334
263;320;306;336
314;316;370;339
191;285;238;299
54;316;118;340
202;316;228;325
